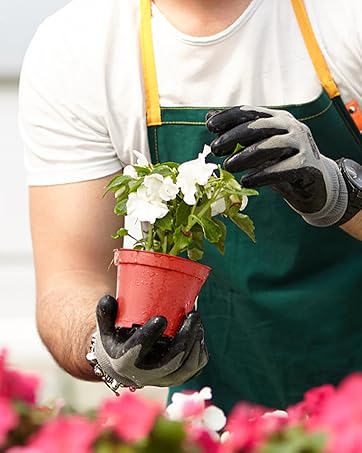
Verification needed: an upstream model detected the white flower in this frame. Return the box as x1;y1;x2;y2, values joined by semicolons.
159;176;180;201
262;409;288;419
133;150;149;166
220;431;231;443
202;405;227;432
177;145;217;205
211;197;226;216
210;194;248;217
143;174;179;202
126;190;168;224
123;165;138;179
166;387;226;434
239;195;248;212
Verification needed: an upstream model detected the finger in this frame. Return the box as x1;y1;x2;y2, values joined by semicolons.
157;312;203;368
242;168;298;188
205;109;223;122
206;106;272;134
123;316;168;357
210;123;287;157
96;295;118;338
157;337;209;387
224;145;298;173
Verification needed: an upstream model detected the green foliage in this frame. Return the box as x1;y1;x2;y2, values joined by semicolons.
258;427;326;453
92;418;193;453
105;160;258;261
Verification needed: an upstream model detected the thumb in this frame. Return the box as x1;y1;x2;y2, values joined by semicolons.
96;295;118;338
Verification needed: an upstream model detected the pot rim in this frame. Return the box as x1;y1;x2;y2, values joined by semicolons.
113;248;212;280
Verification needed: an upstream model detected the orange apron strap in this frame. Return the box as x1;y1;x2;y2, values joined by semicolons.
140;0;162;126
139;0;339;122
291;0;340;99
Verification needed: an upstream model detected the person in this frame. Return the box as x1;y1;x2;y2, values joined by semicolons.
18;0;362;413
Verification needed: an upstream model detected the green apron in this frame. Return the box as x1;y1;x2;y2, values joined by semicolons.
139;0;362;412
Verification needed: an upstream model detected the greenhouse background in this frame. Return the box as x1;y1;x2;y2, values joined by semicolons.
0;0;166;409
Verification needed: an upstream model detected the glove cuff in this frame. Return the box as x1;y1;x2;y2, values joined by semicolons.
300;156;348;227
86;332;136;394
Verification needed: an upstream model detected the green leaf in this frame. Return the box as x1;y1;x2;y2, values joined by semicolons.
133;165;152;176
111;228;128;240
147;418;186;452
157;161;179;169
230;213;256;242
94;441;133;453
259;427;326;453
93;432;134;453
187;246;204;261
223;186;259;198
189;215;222;244
175;202;192;227
104;174;133;193
240;188;259;196
227;202;242;217
114;199;128;216
171;226;192;255
151;165;176;177
113;188;131;205
212;218;226;255
233;142;244;153
155;212;173;232
128;178;144;193
219;167;236;183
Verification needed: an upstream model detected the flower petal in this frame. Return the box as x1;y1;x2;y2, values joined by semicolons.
123;165;138;178
199;387;212;401
132;150;149;166
239;195;248;212
201;144;212;158
127;193;168;224
203;405;227;432
211;198;226;216
159;176;179;201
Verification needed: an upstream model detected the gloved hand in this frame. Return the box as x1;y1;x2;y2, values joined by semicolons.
94;295;208;390
206;106;348;227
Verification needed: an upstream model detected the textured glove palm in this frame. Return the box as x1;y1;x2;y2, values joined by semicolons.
94;295;208;389
206;106;348;227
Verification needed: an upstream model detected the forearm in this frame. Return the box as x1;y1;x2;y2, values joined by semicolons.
36;270;116;380
340;210;362;241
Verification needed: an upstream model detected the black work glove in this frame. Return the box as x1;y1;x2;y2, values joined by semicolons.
94;295;208;389
206;106;348;227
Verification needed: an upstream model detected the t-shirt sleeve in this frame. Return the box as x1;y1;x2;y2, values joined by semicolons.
18;18;122;186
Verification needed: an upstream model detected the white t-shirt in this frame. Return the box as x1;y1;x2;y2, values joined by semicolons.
18;0;362;186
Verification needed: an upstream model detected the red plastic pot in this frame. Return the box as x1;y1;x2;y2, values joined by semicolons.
114;249;211;336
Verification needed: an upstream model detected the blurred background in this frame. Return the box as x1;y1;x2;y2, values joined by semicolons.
0;0;167;410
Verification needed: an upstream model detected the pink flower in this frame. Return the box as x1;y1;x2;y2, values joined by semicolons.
7;448;41;453
288;384;335;424
0;397;18;447
0;350;40;405
26;415;97;453
98;392;162;443
223;403;288;452
187;425;222;453
166;387;226;434
308;373;362;453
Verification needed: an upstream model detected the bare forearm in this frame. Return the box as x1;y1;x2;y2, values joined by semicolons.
341;210;362;241
36;271;116;380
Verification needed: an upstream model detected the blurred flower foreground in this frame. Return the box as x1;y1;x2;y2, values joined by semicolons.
1;348;362;453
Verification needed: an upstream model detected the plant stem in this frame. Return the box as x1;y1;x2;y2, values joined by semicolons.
185;188;222;232
162;234;168;254
146;225;154;251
